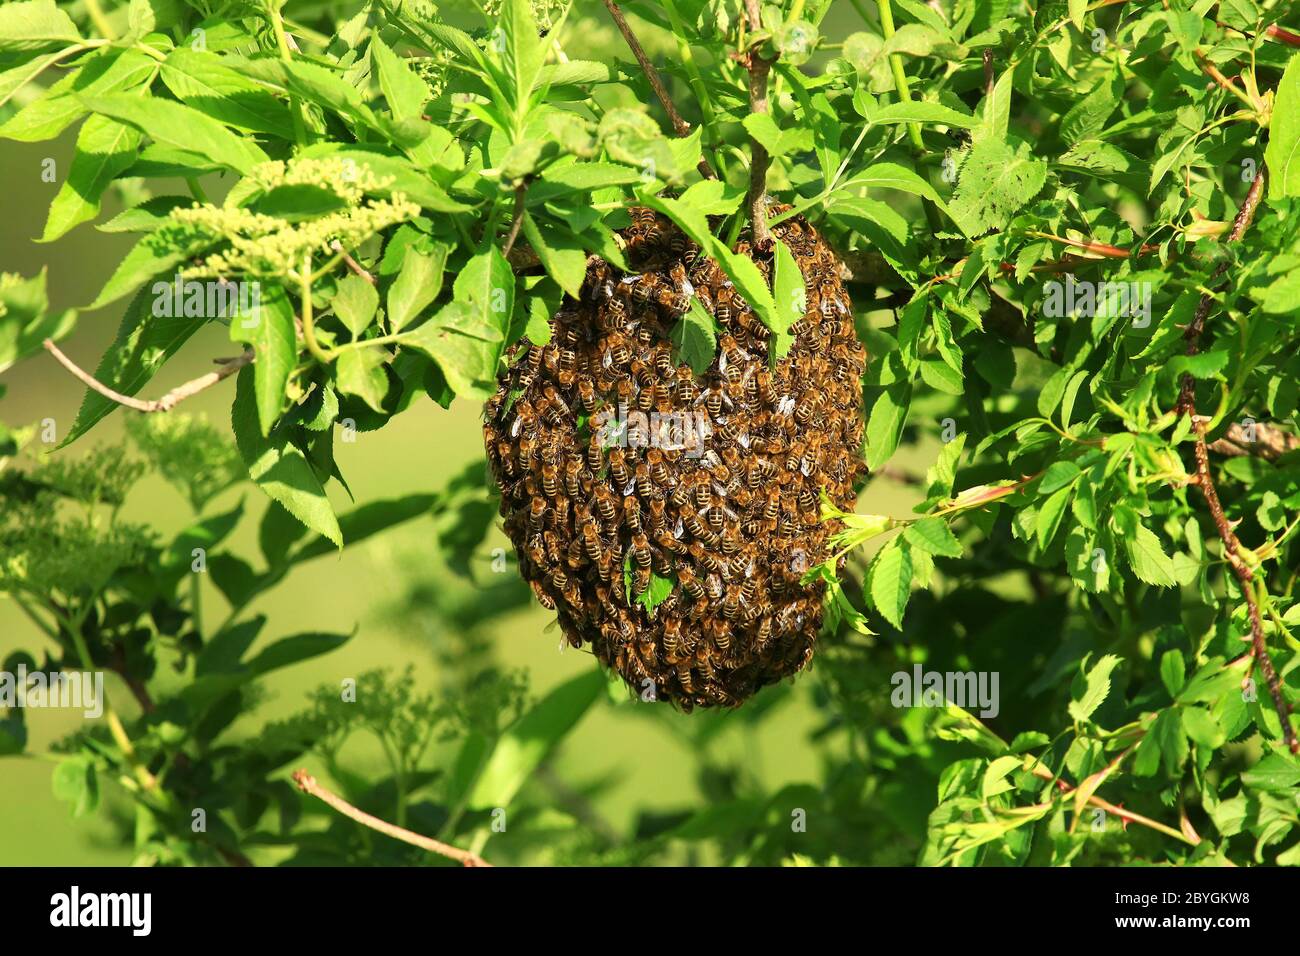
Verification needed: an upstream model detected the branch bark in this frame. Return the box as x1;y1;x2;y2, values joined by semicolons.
43;340;253;413
292;769;492;867
1174;165;1296;754
600;0;716;180
741;0;773;250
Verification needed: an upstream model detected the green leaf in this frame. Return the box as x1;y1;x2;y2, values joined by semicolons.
1038;460;1081;495
903;516;962;557
868;538;912;629
332;275;379;337
2;47;156;143
159;47;293;136
468;668;604;810
400;301;503;400
742;113;814;157
500;0;545;121
1181;706;1224;748
0;269;75;374
0;0;81;52
78;93;268;175
1068;654;1121;722
1242;752;1300;792
1124;522;1177;587
769;239;805;359
844;161;945;204
229;284;295;436
387;247;446;333
948;138;1047;237
521;214;586;299
51;756;98;818
866;381;912;470
39;114;141;241
231;367;342;547
369;33;430;120
336;347;389;413
88;226;217;310
869;100;977;128
288;494;436;565
1265;54;1300;200
1159;649;1186;698
1036;486;1071;549
60;286;198;447
671;298;718;375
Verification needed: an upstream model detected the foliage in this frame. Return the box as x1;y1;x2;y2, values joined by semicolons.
2;0;1300;867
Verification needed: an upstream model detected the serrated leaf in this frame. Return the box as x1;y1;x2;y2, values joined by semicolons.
77;93;268;174
39;115;141;241
1068;654;1121;722
231;367;342;547
1265;54;1300;200
1124;523;1177;587
903;516;962;557
0;0;82;52
868;539;912;629
671;298;718;375
387;247;445;333
229;284;294;435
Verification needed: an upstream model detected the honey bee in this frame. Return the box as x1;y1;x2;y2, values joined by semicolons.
586;433;605;473
541;462;559;497
608;447;631;486
676;663;695;694
710;620;734;658
524;532;546;567
530;580;556;610
635;463;655;499
784;441;806;473
679;566;707;602
496;440;518;478
690;540;723;574
677;375;698;406
581;518;603;562
662;617;683;660
593;486;617;524
794;391;821;425
631;359;655;390
576;378;598;413
623;494;642;533
603;333;630;368
656;288;691;315
653;346;675;378
528;495;548;527
647;497;667;533
646;448;670;486
564;458;585;498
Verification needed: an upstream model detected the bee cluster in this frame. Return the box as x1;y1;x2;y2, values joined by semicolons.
484;207;866;709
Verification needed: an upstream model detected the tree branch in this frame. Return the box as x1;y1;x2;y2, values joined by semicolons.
1174;165;1296;754
741;0;773;250
43;340;253;413
292;769;492;867
330;240;375;285
600;0;716;180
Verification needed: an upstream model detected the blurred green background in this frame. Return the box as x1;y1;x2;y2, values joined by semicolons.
0;0;925;866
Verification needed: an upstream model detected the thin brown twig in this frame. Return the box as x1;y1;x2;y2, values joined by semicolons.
502;183;528;259
292;769;492;867
599;0;716;180
43;340;253;413
330;240;375;285
1174;165;1296;753
741;0;773;250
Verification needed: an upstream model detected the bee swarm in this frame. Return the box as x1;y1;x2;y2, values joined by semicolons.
485;208;866;709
